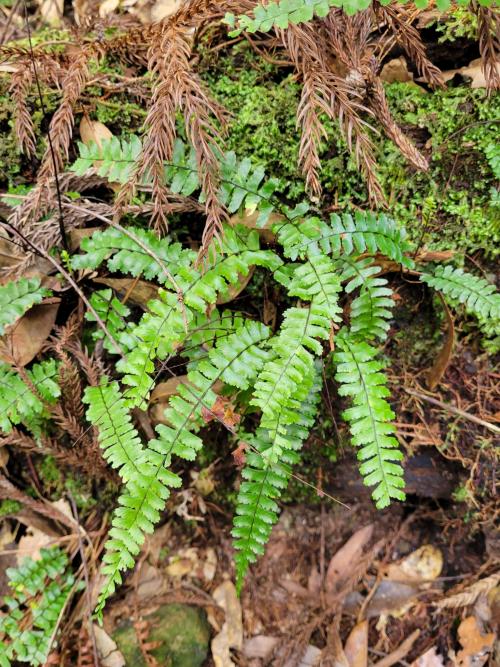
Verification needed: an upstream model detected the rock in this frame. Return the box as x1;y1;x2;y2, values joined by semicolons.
113;603;210;667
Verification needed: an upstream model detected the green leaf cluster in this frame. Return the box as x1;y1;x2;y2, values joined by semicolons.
0;547;79;666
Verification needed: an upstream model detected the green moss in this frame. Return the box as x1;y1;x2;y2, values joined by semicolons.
0;499;22;517
201;43;499;256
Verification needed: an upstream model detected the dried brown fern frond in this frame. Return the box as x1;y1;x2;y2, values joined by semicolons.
38;46;93;181
115;0;227;248
325;6;428;177
476;4;500;91
374;1;444;89
368;76;428;171
9;60;36;157
282;19;383;203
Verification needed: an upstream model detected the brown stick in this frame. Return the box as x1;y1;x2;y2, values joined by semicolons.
404;388;500;435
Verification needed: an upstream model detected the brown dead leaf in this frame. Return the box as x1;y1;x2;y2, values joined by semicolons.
151;0;183;21
325;524;374;593
201;394;241;430
384;545;443;585
380;57;413;83
79;119;120;191
410;647;444;667
69;227;101;251
373;630;420;667
441;58;500;89
427;294;454;390
80;117;113;147
456;616;496;667
99;0;120;17
0;446;8;470
0;300;59;366
211;580;243;667
0;228;21;269
344;620;368;667
94;277;159;308
37;0;64;26
94;625;126;667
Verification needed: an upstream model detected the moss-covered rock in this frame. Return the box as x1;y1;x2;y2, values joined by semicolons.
113;603;210;667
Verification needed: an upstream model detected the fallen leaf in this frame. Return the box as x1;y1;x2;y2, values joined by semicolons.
427;294;454;390
69;227;101;251
99;0;120;16
211;580;243;667
0;227;21;269
410;647;445;667
325;524;374;593
80;117;114;147
344;620;368;667
456;616;496;667
79;119;120;191
366;580;419;618
243;635;278;659
0;300;59;366
136;562;167;599
93;625;126;667
201;394;241;430
384;544;443;585
0;446;8;469
373;630;420;667
16;527;53;564
150;0;183;21
37;0;64;26
94;277;159;308
441;58;500;89
380;57;413;83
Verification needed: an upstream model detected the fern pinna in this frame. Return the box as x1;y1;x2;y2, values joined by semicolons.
65;142;500;612
0;547;79;666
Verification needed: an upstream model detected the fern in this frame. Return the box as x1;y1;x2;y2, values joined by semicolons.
0;547;79;666
0;278;50;335
252;254;341;461
88;321;271;614
224;0;475;34
333;331;405;509
420;265;500;321
275;209;413;266
86;289;131;352
72;226;195;283
233;367;322;587
0;360;60;436
114;226;281;408
70;137;280;228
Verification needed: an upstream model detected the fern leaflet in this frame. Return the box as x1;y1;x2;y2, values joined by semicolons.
0;278;50;335
421;265;500;320
333;331;405;509
233;368;322;587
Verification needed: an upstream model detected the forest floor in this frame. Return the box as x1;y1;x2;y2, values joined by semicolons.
0;1;499;665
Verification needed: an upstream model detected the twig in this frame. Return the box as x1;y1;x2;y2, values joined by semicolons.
372;629;420;667
404;387;500;435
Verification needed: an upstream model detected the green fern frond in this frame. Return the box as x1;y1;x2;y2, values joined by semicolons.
275;211;412;266
253;255;341;460
83;380;146;481
116;227;281;407
94;321;270;613
70;138;280;227
333;331;405;509
349;274;394;342
86;289;131;352
224;0;470;35
71;226;194;283
0;360;60;435
0;547;78;666
421;265;500;321
233;368;322;588
0;278;50;335
224;0;369;35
